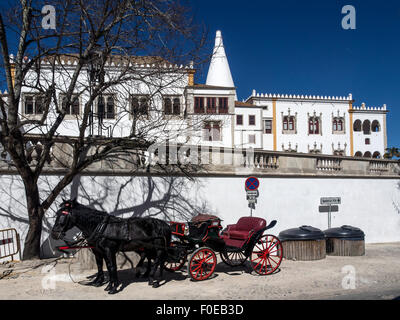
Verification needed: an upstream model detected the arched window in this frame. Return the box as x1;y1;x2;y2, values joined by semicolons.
363;151;372;158
309;117;320;134
282;115;295;132
353;119;362;132
333;117;344;133
337;119;343;131
354;151;363;157
371;120;380;132
363;120;371;135
372;151;381;159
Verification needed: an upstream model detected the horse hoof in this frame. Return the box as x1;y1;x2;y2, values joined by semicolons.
152;281;160;288
104;283;112;291
108;288;118;295
148;280;153;286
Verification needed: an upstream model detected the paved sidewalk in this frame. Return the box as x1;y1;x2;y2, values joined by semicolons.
0;243;399;300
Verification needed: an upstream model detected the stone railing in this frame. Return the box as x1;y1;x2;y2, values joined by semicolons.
0;137;399;178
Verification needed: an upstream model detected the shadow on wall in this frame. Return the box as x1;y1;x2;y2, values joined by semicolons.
393;181;400;215
40;175;213;258
0;174;213;258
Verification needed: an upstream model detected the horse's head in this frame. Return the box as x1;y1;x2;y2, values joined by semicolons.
51;198;78;240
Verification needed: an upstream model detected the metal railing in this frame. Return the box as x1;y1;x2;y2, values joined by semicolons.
0;228;21;261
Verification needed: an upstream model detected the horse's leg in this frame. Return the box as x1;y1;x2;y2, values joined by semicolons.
135;251;146;278
149;247;164;288
103;246;120;294
143;255;152;278
90;249;106;286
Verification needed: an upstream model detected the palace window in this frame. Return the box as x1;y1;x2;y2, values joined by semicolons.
218;97;228;114
249;115;256;126
206;97;217;113
24;94;46;115
333;117;344;133
202;121;221;141
60;94;80;115
264;119;272;134
131;95;149;117
236;114;243;125
362;120;371;135
372;151;381;159
282;115;295;133
248;134;256;144
353;119;362;132
365;138;370;145
194;97;204;113
164;96;181;115
308;117;320;135
371;120;380;132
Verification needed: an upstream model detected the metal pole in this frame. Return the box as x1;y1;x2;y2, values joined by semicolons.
328;204;331;229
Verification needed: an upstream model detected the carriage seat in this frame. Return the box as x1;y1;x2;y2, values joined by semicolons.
223;217;266;240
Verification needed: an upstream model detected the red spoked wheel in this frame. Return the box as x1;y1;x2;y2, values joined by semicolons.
250;234;283;275
187;247;217;281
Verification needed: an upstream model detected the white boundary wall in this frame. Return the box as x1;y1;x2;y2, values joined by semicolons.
0;174;399;259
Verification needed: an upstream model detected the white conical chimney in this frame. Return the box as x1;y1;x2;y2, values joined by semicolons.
206;30;235;89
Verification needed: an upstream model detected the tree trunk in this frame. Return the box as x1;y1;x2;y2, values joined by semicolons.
22;184;44;260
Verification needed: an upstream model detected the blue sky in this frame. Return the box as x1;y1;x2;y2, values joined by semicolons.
191;0;400;149
1;0;398;148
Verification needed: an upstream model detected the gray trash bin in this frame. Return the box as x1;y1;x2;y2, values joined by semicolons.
324;225;365;256
279;226;326;261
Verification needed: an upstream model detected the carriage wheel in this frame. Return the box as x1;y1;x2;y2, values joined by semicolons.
164;257;186;272
164;242;186;272
250;234;283;275
221;250;247;266
187;247;217;281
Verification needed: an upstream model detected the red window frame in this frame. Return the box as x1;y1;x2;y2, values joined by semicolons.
207;97;217;113
264;120;272;134
194;97;204;113
218;97;228;114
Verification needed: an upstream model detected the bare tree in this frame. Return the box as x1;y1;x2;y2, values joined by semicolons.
0;0;208;259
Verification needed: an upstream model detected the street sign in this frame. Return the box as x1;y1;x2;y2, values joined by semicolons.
319;205;339;213
245;178;260;215
320;197;341;205
319;197;341;229
245;176;260;191
246;190;259;197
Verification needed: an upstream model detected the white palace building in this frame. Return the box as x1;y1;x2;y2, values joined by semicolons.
10;30;388;159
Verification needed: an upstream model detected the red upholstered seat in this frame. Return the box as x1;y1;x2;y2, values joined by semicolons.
223;217;266;240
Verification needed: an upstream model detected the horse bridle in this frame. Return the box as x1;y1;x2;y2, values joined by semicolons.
56;202;74;239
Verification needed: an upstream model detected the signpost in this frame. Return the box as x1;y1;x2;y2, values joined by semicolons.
320;197;341;228
245;177;260;216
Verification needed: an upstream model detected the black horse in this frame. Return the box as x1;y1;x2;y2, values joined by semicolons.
51;199;171;294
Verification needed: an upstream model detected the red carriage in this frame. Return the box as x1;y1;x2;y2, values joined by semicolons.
165;215;283;281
